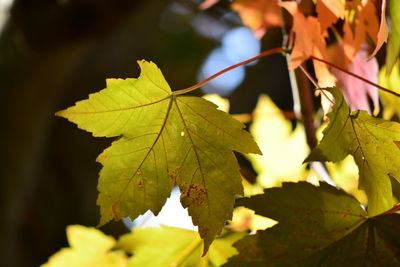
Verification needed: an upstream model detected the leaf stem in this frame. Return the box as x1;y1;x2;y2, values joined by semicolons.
173;47;284;95
298;65;334;105
299;65;318;89
310;55;400;98
379;203;400;216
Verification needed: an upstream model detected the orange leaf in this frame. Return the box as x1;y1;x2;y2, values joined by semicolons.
281;2;336;88
316;0;345;31
343;0;379;61
370;0;388;57
232;0;282;39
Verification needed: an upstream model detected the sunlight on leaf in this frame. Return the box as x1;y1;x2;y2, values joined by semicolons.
314;123;367;204
56;61;261;253
41;225;127;267
229;206;276;232
342;0;379;60
385;0;400;73
202;94;230;112
306;88;400;216
248;95;310;188
280;1;336;88
117;226;245;267
325;156;367;205
316;0;345;31
379;63;400;119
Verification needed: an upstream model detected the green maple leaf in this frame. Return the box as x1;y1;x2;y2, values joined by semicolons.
305;87;400;216
224;182;400;266
56;60;260;252
117;226;245;266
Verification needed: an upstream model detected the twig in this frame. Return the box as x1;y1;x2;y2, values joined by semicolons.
310;55;400;98
173;47;284;95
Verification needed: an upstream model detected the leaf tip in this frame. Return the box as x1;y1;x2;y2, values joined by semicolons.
202;239;211;257
303;148;328;163
55;109;67;118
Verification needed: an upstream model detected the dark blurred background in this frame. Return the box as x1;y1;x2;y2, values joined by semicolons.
0;0;293;266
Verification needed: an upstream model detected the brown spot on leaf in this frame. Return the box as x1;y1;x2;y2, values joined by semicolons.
111;200;121;219
169;167;183;182
181;183;206;205
137;179;144;188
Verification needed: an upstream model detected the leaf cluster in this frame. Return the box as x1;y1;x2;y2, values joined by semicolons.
46;0;400;265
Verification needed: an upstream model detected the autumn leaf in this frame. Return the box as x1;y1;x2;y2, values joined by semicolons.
305;87;400;216
117;226;245;266
280;1;319;70
247;95;310;188
231;0;282;39
280;1;336;87
370;0;388;57
224;182;400;266
331;43;379;115
386;0;400;74
316;0;345;31
56;60;260;253
41;225;128;267
379;62;400;119
343;0;379;60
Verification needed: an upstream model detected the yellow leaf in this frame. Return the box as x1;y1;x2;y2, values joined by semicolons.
41;225;128;267
379;63;400;119
248;95;310;188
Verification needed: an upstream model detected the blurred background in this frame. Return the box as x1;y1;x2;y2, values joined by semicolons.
0;0;294;266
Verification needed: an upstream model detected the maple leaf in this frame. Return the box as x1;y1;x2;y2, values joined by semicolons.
343;0;379;60
41;225;127;267
231;0;282;39
224;182;400;266
56;60;261;253
386;0;400;74
305;87;400;216
118;226;245;266
247;95;310;188
316;0;345;31
280;1;336;87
